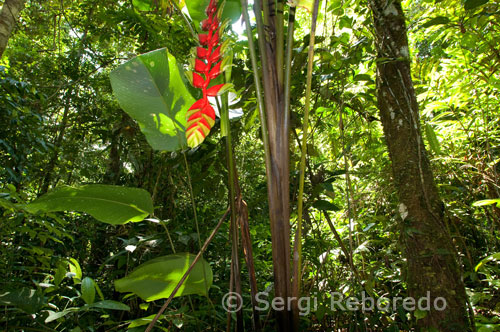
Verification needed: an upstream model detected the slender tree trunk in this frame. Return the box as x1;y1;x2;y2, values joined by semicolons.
368;0;472;330
0;0;25;58
253;0;293;330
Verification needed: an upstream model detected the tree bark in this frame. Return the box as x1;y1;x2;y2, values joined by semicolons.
368;0;472;330
0;0;25;58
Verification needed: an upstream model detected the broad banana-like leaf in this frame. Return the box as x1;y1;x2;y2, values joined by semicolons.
25;185;153;225
115;253;212;301
110;48;194;151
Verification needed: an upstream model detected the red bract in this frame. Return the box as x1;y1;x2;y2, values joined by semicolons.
185;0;232;148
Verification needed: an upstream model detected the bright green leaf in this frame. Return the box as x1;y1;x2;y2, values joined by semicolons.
472;198;500;207
68;258;82;284
425;124;442;155
115;253;213;301
110;48;194;151
81;277;95;305
133;0;153;10
25;185;153;225
186;0;241;28
475;252;500;271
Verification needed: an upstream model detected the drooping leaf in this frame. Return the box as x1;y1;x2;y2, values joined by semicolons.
425;124;442;155
81;277;96;305
475;252;500;271
421;16;450;28
110;48;194;151
68;258;82;284
115;253;213;301
464;0;489;10
25;185;153;225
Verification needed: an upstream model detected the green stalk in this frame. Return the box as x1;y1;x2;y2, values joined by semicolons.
240;0;271;177
276;0;285;86
220;56;243;330
283;5;296;143
292;0;320;328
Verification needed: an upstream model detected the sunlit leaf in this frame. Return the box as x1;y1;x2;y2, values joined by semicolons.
425;124;442;155
110;48;194;151
186;0;241;27
472;199;500;207
115;253;212;301
25;185;153;225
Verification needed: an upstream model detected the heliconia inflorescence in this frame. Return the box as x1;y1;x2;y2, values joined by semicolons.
185;0;232;148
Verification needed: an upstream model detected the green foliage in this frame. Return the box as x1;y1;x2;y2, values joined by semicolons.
186;0;242;27
115;253;213;301
25;185;154;225
110;48;194;151
1;0;500;330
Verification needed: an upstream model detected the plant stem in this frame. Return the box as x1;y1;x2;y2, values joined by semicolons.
240;0;271;172
283;5;296;134
145;207;231;332
171;0;197;40
292;0;320;329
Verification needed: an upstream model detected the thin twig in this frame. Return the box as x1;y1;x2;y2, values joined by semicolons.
144;207;231;332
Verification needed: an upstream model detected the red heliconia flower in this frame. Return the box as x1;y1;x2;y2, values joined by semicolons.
185;0;232;148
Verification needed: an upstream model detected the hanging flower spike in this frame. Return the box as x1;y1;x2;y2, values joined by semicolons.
185;0;233;148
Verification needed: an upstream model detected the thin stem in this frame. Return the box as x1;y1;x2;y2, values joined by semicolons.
240;0;272;178
159;220;176;253
171;0;197;40
145;207;231;332
221;78;244;331
292;0;320;329
276;0;285;86
283;5;296;140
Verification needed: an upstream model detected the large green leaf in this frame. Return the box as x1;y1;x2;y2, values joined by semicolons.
186;0;241;28
115;253;212;301
110;48;194;151
25;185;153;225
81;277;96;305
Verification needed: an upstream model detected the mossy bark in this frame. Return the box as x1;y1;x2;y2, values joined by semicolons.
0;0;25;58
368;0;472;330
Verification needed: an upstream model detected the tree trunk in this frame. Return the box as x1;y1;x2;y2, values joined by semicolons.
253;0;293;330
0;0;25;58
368;0;472;330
